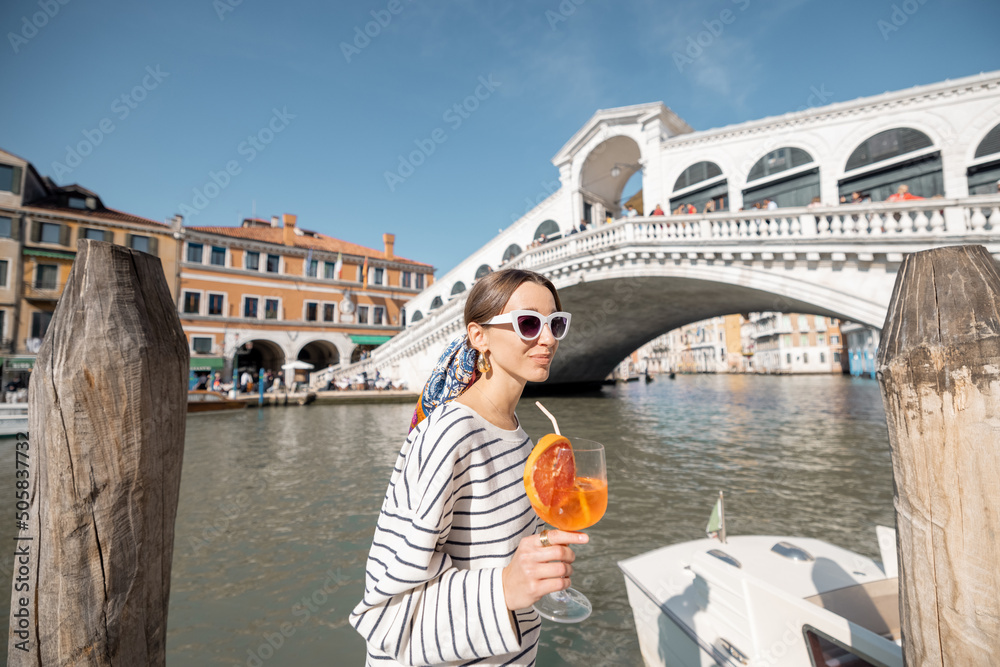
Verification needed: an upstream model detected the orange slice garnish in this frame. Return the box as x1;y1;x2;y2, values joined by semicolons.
524;434;576;518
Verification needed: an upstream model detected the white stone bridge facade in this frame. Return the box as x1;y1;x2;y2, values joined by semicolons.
314;72;1000;391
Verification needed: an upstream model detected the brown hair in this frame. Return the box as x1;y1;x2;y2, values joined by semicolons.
464;268;562;328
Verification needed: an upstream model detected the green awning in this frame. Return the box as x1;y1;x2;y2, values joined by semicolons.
190;357;225;372
5;356;36;371
24;248;76;260
350;335;393;346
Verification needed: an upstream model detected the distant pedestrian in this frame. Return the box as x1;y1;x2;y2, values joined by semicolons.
212;372;222;391
651;204;665;216
625;204;638;217
240;370;252;393
887;184;923;202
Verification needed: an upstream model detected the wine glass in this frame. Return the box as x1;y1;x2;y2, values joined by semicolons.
528;439;607;623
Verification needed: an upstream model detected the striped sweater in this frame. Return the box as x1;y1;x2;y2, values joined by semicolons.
350;401;543;666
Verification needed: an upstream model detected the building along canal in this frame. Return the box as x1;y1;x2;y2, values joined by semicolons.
0;373;894;666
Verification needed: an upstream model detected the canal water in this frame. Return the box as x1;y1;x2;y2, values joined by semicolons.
0;374;894;666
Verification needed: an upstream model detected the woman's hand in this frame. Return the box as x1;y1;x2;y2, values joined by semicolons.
501;530;589;610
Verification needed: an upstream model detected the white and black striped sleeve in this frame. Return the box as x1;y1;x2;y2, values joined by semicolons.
349;410;522;665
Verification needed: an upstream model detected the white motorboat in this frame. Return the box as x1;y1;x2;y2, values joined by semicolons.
618;497;902;667
0;404;28;437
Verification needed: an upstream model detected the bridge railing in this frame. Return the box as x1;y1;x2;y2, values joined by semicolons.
504;195;1000;272
314;195;1000;387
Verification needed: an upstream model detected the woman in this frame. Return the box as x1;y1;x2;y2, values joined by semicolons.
350;269;586;666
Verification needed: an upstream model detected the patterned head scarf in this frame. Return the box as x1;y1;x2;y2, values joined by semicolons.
409;334;479;432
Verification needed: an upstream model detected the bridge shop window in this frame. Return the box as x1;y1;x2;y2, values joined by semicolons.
534;219;560;241
429;296;443;310
475;264;492;280
743;148;819;208
968;122;1000;195
411;310;423;323
840;127;942;201
451;281;466;296
671;161;728;213
502;244;522;263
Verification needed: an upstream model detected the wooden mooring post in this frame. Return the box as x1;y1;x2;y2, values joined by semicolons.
877;245;1000;665
8;240;189;665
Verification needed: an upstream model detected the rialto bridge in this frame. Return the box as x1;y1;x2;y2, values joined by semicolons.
314;71;1000;391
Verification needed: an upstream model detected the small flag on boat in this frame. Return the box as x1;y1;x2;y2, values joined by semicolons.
706;491;726;543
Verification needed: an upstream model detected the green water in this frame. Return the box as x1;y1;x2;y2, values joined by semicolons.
0;374;894;665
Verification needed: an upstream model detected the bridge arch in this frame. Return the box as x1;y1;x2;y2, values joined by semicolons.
835;121;947;201
534;219;560;240
502;244;522;263
430;296;443;310
742;147;820;208
296;339;340;370
450;281;466;296
968;120;1000;195
411;310;423;323
670;160;727;213
577;133;644;220
544;264;889;386
234;338;286;376
474;264;492;280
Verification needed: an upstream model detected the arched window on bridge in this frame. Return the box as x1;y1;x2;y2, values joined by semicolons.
502;244;522;263
450;281;466;296
429;296;443;310
839;128;942;202
411;310;423;323
475;264;492;280
968;122;1000;195
742;147;819;208
670;161;728;213
534;219;561;242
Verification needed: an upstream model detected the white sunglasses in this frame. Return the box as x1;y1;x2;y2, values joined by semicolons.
485;310;572;341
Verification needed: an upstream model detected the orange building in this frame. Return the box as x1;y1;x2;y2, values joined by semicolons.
179;214;433;383
0;148;181;384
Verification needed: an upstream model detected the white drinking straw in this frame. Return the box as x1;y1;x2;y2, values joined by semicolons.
535;401;561;435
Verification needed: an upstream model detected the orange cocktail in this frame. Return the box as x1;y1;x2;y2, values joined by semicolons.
535;476;608;531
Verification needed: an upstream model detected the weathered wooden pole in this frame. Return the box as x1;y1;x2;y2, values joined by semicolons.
8;240;189;666
877;244;1000;665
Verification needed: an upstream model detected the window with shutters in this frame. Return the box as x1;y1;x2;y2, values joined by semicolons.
0;217;12;239
266;254;280;273
35;265;58;289
210;246;226;266
373;306;384;325
31;311;52;339
0;164;21;194
187;243;204;263
305;302;318;322
183;291;201;314
208;293;224;316
40;222;62;244
130;235;151;254
0;260;7;288
357;305;369;324
192;337;213;354
264;298;279;320
82;228;106;241
243;297;259;318
323;303;336;322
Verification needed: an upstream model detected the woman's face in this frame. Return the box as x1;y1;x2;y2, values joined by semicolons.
485;281;560;384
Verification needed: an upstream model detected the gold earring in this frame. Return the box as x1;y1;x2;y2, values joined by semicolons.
477;351;491;374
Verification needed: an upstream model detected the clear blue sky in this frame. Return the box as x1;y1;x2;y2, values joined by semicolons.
3;0;998;274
